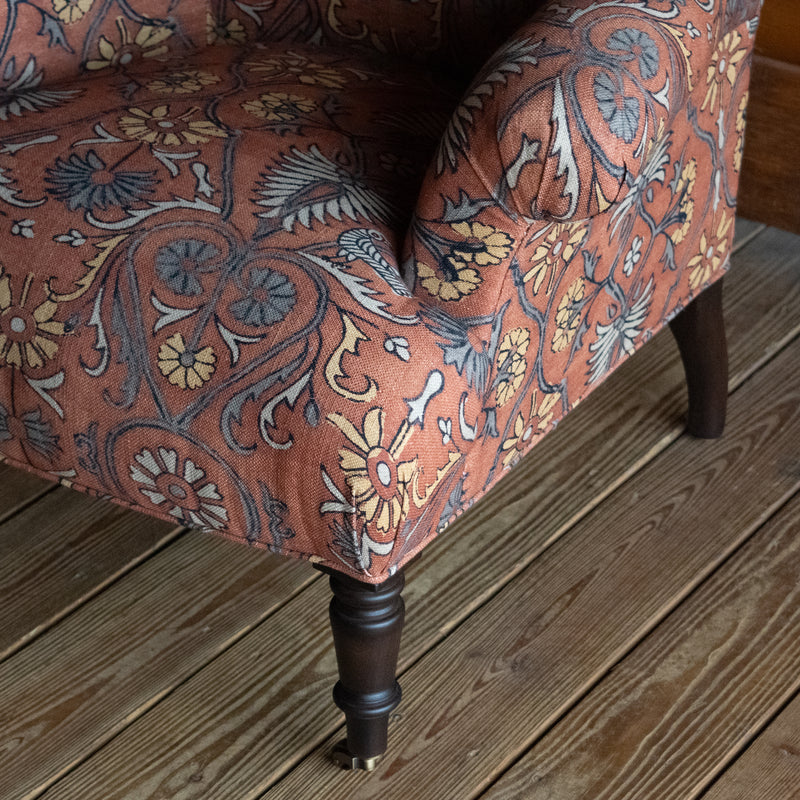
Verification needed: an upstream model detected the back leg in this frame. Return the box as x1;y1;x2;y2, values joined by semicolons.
669;279;728;439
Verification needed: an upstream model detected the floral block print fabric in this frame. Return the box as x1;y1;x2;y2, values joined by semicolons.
0;0;760;582
1;0;531;92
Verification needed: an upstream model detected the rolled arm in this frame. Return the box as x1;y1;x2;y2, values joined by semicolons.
420;0;760;224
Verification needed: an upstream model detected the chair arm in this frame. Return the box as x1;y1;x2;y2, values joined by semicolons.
418;0;759;224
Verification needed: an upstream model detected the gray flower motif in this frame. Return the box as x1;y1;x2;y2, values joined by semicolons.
155;239;221;297
45;150;158;211
606;28;660;79
384;336;410;361
129;446;228;531
623;235;643;276
54;229;87;247
11;218;34;238
594;72;640;144
229;267;296;327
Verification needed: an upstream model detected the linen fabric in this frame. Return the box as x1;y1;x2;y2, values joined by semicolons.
0;0;761;581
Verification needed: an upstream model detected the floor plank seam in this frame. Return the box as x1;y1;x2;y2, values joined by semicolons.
4;219;793;799
725;322;800;394
730;222;767;253
0;524;190;665
20;570;325;800
245;311;800;795
0;483;59;527
473;483;800;800
695;682;800;800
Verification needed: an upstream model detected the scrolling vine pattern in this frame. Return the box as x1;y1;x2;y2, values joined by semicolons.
0;0;761;580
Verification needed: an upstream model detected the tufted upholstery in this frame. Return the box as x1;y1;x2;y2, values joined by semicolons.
0;0;761;583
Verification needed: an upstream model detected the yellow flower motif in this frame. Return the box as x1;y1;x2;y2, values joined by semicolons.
736;92;748;135
86;17;172;70
417;257;481;302
734;92;748;173
552;276;585;353
0;271;65;370
146;70;221;95
241;92;317;121
523;221;587;295
497;326;530;363
52;0;94;24
157;333;216;389
501;389;560;468
206;13;247;45
245;55;347;89
118;105;227;146
671;158;697;245
328;408;417;534
450;222;513;266
495;327;529;407
687;213;733;291
702;30;746;114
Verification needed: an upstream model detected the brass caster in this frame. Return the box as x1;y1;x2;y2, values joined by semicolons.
331;739;381;772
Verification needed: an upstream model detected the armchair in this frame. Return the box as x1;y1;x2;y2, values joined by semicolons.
0;0;761;772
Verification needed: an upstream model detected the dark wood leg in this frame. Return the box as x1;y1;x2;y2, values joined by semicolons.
324;568;405;771
669;279;728;438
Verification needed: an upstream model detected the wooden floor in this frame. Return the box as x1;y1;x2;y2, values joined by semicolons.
1;218;799;800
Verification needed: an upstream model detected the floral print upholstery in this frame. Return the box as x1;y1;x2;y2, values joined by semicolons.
0;0;761;582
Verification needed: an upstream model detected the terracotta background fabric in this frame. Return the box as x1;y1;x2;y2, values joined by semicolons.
0;0;761;581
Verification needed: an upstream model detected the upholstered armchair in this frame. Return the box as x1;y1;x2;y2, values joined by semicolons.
0;0;761;772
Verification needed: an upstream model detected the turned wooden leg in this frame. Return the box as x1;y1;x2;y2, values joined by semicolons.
324;568;405;771
669;279;728;438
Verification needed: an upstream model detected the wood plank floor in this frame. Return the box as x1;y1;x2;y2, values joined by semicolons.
0;218;798;800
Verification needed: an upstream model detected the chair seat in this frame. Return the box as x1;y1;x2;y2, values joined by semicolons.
0;41;464;576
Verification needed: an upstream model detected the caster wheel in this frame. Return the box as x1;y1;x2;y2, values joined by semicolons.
331;739;381;772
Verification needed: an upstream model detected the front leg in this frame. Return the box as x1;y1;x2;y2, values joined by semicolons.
323;567;406;771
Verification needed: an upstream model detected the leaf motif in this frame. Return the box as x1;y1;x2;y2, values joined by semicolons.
259;372;311;449
256;145;393;230
214;318;261;365
80;287;110;377
74;423;101;477
258;482;295;547
0;168;46;208
548;78;580;219
38;13;73;52
441;190;495;223
436;37;543;174
103;290;141;409
302;251;418;325
504;134;541;191
337;228;410;297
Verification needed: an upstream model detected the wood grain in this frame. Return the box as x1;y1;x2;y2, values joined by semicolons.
0;533;314;800
483;492;800;800
39;576;337;800
738;56;800;234
0;463;54;524
29;220;793;800
263;337;800;800
755;0;800;65
0;490;180;660
39;292;800;798
702;692;800;800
